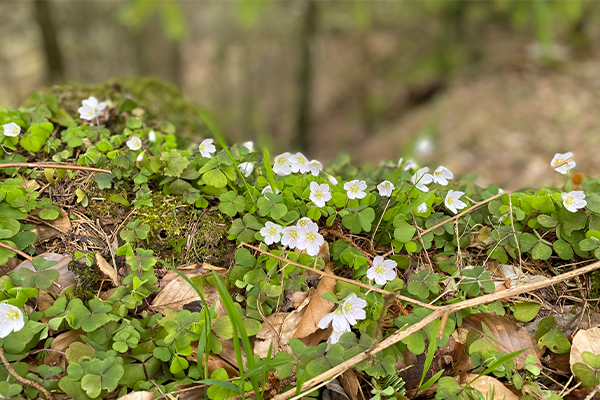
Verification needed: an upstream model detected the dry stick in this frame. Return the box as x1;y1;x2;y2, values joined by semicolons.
273;259;600;400
382;192;505;258
0;348;53;400
0;163;111;174
0;241;32;261
241;243;437;310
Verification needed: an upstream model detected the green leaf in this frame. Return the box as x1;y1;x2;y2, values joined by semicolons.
39;208;59;220
202;168;228;188
212;317;233;340
94;173;114;190
531;242;552;260
161;149;190;178
358;207;375;232
538;327;571;354
560;208;587;236
513;302;540;323
393;215;416;243
582;351;600;369
80;374;102;398
572;363;598;387
553;240;573;260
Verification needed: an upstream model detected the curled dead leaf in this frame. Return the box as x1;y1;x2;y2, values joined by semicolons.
463;374;519;400
570;327;600;375
293;263;336;339
95;253;120;286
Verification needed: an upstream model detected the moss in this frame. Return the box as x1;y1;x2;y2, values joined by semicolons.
22;77;206;141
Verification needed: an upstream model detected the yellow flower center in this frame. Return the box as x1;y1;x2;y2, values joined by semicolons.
298;220;307;227
268;227;277;235
7;309;19;321
298;157;306;164
343;302;353;313
350;184;359;193
200;144;205;151
278;157;286;165
306;232;316;242
289;230;297;239
447;197;455;205
554;158;563;166
375;264;385;275
565;197;574;206
314;190;323;199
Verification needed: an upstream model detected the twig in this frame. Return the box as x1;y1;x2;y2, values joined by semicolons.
0;241;32;261
584;384;600;400
0;348;53;400
382;192;505;257
273;259;600;400
0;163;111;174
241;242;437;310
411;212;433;273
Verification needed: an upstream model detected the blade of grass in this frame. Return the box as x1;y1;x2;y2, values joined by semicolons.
262;149;278;196
418;318;439;388
211;270;262;400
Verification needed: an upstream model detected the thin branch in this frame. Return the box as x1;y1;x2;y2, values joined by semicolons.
241;242;437;310
0;348;53;400
0;163;111;174
273;259;600;400
382;192;505;257
0;241;32;261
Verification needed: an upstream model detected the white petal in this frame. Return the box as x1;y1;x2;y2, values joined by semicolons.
318;313;334;329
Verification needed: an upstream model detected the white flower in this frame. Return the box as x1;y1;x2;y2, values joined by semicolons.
433;166;453;186
238;162;254;177
377;181;395;197
318;308;351;333
289;153;310;174
296;222;324;256
411;167;434;192
398;158;418;171
260;222;282;245
551;152;576;175
327;329;347;346
308;160;322;177
344;180;367;200
367;256;397;285
126;136;142;151
148;130;157;143
0;304;25;339
416;202;428;214
242;141;254;152
273;152;292;176
445;190;467;214
562;191;587;213
2;122;20;137
327;175;339;186
262;185;280;196
281;225;301;248
309;182;332;208
199;138;216;158
78;96;106;121
297;217;318;231
415;137;434;156
136;151;146;162
339;294;367;326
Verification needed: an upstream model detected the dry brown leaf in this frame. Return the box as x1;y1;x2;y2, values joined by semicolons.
117;391;155;400
159;263;226;288
293;263;336;339
151;274;218;315
340;369;363;400
463;313;541;369
325;379;350;400
463;374;519;400
570;327;600;374
10;253;75;294
219;338;247;370
33;209;72;243
95;253;120;286
44;330;85;369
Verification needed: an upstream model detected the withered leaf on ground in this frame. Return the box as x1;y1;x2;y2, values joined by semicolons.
570;327;600;376
462;313;541;369
463;374;519;400
95;252;120;286
151;273;218;315
116;391;155;400
293;263;336;339
33;209;72;243
10;253;75;294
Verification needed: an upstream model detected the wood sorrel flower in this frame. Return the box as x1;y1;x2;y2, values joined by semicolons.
411;168;434;192
318;307;351;333
296;223;324;256
2;122;20;137
308;160;322;177
344;180;367;200
78;96;106;121
289;152;310;174
445;189;467;214
260;221;282;245
366;256;397;285
551;152;576;175
199;138;216;158
242;141;254;152
562;191;586;213
126;136;142;151
309;182;332;208
0;304;24;339
273;152;292;176
339;293;367;326
377;180;395;197
433;166;453;186
238;162;254;177
148;130;157;143
281;225;301;248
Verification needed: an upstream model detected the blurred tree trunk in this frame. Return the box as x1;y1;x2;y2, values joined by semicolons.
294;0;318;153
33;0;64;84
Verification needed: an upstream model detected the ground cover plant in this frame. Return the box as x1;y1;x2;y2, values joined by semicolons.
2;83;600;400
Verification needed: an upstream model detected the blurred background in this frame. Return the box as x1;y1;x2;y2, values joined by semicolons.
2;0;600;189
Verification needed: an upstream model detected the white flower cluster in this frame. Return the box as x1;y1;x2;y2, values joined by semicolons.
273;152;322;177
0;304;24;339
260;217;324;256
318;294;367;345
411;166;453;192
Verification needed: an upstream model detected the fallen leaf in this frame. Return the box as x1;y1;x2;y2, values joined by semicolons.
463;374;519;400
325;378;350;400
117;391;155;400
462;313;541;369
293;263;336;339
151;274;218;315
495;264;546;290
340;369;364;400
95;253;120;286
33;209;72;243
570;327;600;376
44;330;85;369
